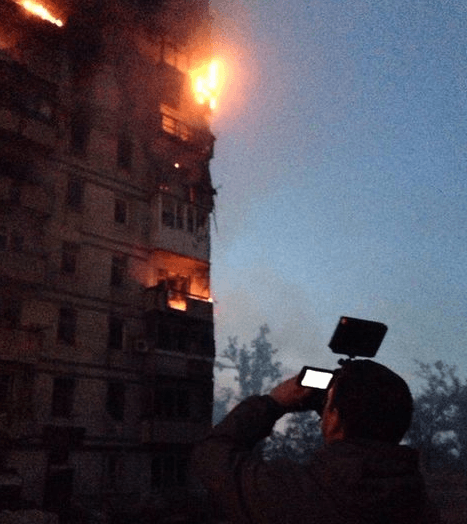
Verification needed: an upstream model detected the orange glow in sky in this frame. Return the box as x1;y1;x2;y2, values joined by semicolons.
16;1;63;27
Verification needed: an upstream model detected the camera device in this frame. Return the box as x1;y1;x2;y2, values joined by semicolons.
298;316;388;390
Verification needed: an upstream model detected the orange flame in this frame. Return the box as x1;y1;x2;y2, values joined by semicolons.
190;59;225;111
16;0;63;27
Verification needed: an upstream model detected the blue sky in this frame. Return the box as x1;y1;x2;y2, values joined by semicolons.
208;0;467;389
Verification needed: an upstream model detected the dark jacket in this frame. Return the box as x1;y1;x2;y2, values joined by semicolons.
192;395;440;524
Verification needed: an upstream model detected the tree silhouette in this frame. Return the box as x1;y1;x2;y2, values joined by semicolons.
406;360;466;471
213;325;283;424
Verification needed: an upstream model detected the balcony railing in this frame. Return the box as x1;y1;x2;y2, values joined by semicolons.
159;110;214;155
144;285;213;321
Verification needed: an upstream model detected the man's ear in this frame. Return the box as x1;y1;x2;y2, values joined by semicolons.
322;386;345;443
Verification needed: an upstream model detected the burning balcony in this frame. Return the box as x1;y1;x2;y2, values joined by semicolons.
144;283;213;322
158;107;215;156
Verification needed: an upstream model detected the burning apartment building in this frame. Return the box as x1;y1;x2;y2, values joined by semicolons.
0;0;217;518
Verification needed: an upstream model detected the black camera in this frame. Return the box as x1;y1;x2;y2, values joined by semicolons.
298;317;388;390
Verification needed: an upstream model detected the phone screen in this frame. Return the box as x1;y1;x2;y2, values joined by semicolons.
299;367;334;390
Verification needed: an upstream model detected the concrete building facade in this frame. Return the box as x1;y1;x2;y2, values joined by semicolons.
0;0;215;518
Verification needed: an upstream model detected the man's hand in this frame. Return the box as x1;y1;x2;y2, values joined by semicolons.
269;376;326;413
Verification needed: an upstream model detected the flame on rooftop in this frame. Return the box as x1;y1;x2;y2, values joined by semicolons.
190;59;226;111
16;1;63;27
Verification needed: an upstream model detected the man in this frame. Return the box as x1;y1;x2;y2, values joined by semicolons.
191;359;440;524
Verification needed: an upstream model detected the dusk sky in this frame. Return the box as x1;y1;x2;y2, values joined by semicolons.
207;0;467;390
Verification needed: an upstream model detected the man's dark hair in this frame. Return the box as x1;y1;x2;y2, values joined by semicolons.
329;360;413;443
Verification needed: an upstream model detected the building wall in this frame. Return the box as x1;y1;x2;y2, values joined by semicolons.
0;0;215;515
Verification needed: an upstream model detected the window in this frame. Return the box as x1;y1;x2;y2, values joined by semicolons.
151;454;188;489
0;375;11;415
57;307;76;345
61;242;79;274
110;255;126;287
66;177;84;210
0;228;7;251
108;316;124;350
114;198;127;224
187;206;195;233
52;377;75;418
106;382;125;421
157;62;184;109
152;387;190;419
0;298;21;328
70;109;89;155
161;195;175;228
10;234;24;252
117;131;132;170
175;202;184;229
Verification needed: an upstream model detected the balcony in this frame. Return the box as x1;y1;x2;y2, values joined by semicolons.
157;108;214;157
0;59;58;150
0;325;44;363
144;285;213;322
0;175;53;219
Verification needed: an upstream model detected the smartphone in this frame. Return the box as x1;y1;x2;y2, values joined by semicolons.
298;366;334;390
328;316;388;358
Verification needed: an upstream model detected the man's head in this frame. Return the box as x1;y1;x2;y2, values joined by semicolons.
321;359;413;444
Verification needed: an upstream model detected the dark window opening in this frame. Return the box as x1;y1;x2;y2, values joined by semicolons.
114;199;127;224
52;377;75;418
106;382;125;421
151;454;188;489
70;110;89;155
66;177;84;210
0;375;11;415
110;256;126;287
117;131;132;170
152;387;190;420
10;234;24;252
61;242;79;274
57;307;76;345
108;316;124;350
0;298;21;328
162;196;175;228
187;207;194;233
175;202;184;229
